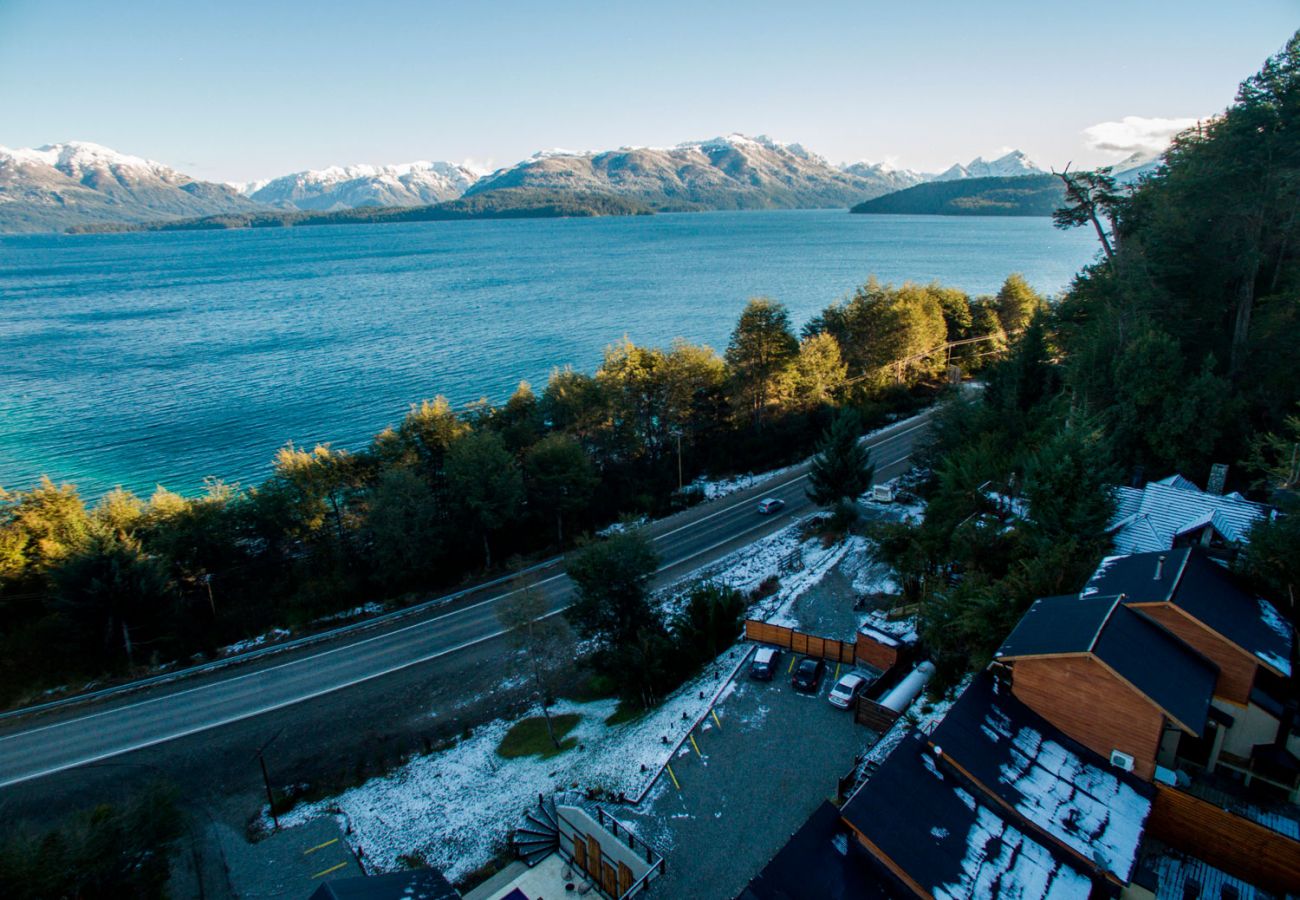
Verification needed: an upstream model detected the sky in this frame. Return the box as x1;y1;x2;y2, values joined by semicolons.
1;0;1296;183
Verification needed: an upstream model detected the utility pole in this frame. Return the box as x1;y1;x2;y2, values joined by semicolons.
676;431;683;492
254;729;285;831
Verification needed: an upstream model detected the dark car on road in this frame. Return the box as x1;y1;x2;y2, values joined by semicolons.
750;646;780;681
791;657;825;693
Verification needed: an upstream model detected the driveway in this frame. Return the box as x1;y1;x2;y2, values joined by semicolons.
618;656;881;899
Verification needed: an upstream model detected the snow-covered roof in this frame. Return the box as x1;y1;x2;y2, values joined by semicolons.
931;674;1154;883
1107;478;1267;555
843;731;1092;899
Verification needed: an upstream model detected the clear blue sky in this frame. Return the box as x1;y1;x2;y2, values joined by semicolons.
1;0;1296;182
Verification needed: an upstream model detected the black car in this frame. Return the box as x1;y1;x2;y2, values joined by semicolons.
791;657;825;693
750;646;780;681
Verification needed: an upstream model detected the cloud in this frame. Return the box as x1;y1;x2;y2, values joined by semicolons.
1082;116;1201;157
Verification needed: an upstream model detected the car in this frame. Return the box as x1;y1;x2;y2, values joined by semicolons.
828;672;870;709
791;656;825;693
757;497;785;514
749;646;780;681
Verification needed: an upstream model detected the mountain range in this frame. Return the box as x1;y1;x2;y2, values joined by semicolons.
3;136;1138;233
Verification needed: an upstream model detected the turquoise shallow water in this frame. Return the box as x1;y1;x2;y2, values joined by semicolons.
0;210;1096;496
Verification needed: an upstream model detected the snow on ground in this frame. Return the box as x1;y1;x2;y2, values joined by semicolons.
311;602;387;625
687;463;800;501
219;628;291;657
596;516;649;537
759;535;866;628
274;651;751;881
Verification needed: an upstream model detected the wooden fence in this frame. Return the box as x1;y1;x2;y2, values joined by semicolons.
744;620;856;664
1147;785;1300;893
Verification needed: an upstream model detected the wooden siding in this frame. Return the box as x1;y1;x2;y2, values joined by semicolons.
855;698;902;732
744;620;856;663
1131;602;1254;705
1147;785;1300;893
1009;655;1165;781
855;631;901;671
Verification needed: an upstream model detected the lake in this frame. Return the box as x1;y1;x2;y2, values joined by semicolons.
0;210;1097;497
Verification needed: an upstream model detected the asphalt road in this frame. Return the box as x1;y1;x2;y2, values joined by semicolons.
0;410;933;790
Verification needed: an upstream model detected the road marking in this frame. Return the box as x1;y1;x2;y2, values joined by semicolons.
689;733;702;757
711;709;722;730
666;763;680;790
787;656;796;674
312;862;348;879
304;838;338;855
835;662;841;680
0;419;932;783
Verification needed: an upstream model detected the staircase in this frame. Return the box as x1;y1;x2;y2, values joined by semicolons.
514;791;583;867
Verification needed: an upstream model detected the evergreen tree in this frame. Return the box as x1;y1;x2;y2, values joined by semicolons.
725;298;798;431
445;431;523;569
807;409;875;518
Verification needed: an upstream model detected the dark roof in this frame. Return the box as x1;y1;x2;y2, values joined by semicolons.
308;870;460;900
841;730;1092;899
995;594;1218;733
735;801;898;900
930;672;1154;882
994;594;1119;659
1087;549;1294;677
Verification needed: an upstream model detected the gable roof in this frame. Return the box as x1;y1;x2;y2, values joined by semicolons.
842;730;1092;900
930;673;1154;883
308;869;460;900
737;801;896;900
1108;479;1267;555
995;594;1218;734
1085;549;1294;677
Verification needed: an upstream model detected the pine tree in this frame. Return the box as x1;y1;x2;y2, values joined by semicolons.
806;409;875;516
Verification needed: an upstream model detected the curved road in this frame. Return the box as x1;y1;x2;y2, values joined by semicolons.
0;411;934;789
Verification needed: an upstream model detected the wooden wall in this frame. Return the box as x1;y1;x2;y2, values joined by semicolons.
855;631;901;672
744;620;856;663
1148;785;1300;893
1009;655;1165;781
1131;602;1254;705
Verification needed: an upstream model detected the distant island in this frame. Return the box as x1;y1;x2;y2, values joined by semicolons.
850;174;1065;217
67;189;653;233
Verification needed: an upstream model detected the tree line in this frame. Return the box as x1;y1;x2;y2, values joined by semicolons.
874;32;1300;688
0;269;1037;705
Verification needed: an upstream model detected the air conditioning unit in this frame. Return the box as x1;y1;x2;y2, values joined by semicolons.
1110;750;1135;772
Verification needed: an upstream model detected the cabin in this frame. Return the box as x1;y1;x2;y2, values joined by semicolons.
1108;473;1268;560
993;592;1218;781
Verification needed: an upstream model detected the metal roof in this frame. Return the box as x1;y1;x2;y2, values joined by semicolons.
1108;480;1267;555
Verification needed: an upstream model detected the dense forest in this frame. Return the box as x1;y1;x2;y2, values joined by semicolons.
67;188;653;233
0;261;1037;704
874;33;1300;687
850;174;1065;217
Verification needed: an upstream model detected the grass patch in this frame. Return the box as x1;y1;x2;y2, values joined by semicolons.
497;713;581;759
604;701;646;727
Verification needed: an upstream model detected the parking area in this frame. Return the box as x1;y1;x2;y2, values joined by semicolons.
619;649;879;900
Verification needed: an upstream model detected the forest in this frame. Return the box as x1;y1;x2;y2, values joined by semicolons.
874;33;1300;687
0;265;1035;705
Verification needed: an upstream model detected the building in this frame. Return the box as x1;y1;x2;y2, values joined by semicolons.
1108;474;1268;559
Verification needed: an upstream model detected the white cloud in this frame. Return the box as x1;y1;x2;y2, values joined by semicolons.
1082;116;1201;158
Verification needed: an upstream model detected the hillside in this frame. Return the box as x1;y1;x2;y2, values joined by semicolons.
850;174;1064;216
0;142;263;233
241;160;481;211
465;134;920;210
67;189;651;233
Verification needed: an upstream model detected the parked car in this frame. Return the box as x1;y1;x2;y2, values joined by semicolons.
828;672;870;709
757;497;785;514
791;657;825;693
749;646;780;681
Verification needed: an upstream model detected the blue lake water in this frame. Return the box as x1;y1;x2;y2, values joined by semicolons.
0;210;1097;497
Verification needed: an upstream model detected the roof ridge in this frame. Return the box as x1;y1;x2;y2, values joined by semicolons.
1087;595;1125;654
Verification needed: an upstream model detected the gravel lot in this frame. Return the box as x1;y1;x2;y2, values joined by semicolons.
617;657;880;900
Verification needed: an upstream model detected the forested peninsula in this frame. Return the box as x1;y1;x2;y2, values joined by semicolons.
68;188;653;233
850;174;1065;216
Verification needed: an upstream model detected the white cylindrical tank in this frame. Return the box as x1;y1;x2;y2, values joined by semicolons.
880;661;936;713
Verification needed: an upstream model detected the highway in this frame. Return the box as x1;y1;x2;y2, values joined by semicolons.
0;410;934;790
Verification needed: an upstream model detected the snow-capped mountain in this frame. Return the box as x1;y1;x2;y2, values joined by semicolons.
242;161;482;212
1111;151;1163;184
840;160;927;194
0;141;261;233
930;150;1045;182
466;134;910;210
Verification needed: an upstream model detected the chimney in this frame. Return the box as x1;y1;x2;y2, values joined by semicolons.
1154;555;1166;581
